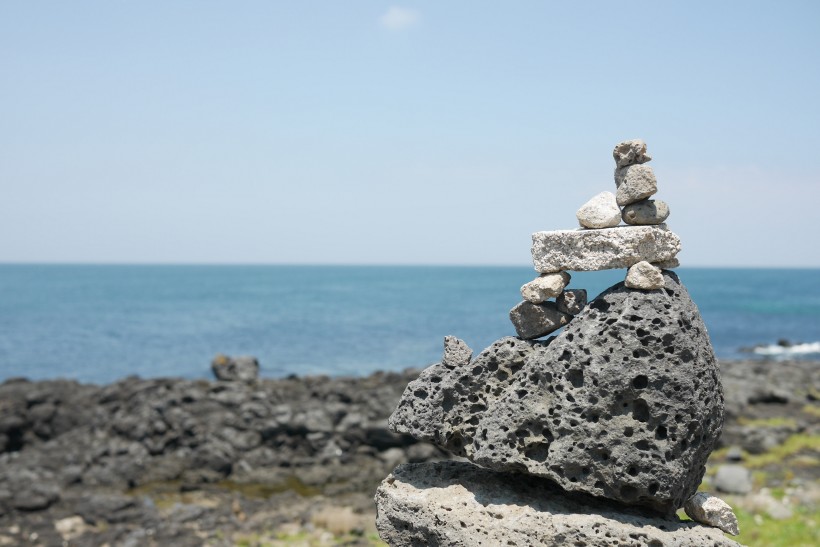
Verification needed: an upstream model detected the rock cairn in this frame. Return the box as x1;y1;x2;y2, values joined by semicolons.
376;140;740;546
511;139;679;340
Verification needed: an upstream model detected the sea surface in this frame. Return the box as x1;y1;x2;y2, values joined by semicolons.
1;265;818;384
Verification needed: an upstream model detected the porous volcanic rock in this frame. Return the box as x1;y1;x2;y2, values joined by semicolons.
531;224;681;273
622;199;670;225
557;289;587;315
613;139;652;168
615;164;658;206
375;461;740;547
389;271;724;514
509;301;571;339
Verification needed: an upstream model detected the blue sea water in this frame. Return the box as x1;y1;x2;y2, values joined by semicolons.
0;265;818;384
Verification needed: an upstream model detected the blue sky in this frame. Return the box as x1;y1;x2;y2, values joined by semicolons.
1;1;818;266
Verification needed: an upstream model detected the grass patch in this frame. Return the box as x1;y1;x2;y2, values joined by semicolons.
732;505;820;547
742;434;820;468
801;404;820;418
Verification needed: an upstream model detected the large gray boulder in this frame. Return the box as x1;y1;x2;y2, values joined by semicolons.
376;461;740;547
388;272;724;514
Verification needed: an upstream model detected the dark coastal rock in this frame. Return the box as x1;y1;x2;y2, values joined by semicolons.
509;300;571;339
211;354;260;382
389;272;724;514
556;288;587;315
375;461;740;547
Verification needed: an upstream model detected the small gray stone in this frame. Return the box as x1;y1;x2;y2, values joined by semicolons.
211;354;259;382
532;224;681;273
684;492;740;536
726;446;744;462
556;289;587;315
615;164;657;206
625;261;664;290
442;335;473;368
576;191;621;229
622;199;670;225
376;462;740;547
509;301;571;339
521;272;571;303
713;465;753;494
613;139;652;168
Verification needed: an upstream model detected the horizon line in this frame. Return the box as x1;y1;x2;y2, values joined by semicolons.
1;261;820;270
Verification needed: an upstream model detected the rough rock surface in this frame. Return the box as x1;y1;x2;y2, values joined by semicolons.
613;139;652;168
615;164;658;206
623;199;670;225
576;191;621;229
625;261;665;290
211;354;259;381
684;492;740;536
531;224;681;273
521;272;571;303
556;289;587;315
375;461;740;547
390;272;724;514
509;301;571;339
653;257;681;269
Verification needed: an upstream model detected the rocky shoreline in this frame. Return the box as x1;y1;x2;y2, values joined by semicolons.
1;358;818;546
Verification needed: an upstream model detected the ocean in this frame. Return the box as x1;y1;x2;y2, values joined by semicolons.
0;265;818;384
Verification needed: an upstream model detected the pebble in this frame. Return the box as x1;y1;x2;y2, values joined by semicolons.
684;492;740;536
613;139;652;168
614;164;657;206
625;261;664;290
576;191;621;229
556;289;587;315
713;464;753;495
509;301;571;339
520;272;571;303
622;199;670;225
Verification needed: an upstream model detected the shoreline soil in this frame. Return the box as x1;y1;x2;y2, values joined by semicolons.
1;359;818;546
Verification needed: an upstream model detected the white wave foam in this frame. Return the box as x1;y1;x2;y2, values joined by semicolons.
752;341;820;356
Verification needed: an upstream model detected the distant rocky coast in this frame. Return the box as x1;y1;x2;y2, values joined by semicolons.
0;357;817;546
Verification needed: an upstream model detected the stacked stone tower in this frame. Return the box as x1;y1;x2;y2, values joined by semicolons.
375;141;741;546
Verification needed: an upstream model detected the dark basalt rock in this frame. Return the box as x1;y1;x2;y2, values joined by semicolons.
388;271;724;514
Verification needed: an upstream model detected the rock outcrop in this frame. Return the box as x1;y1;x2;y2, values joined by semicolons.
390;271;723;514
376;461;740;547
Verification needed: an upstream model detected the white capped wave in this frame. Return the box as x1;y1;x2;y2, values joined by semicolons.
752;341;820;356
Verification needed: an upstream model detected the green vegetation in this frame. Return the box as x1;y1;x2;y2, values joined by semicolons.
742;434;820;469
731;506;819;547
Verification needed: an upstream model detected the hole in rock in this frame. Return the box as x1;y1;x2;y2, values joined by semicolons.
632;375;648;389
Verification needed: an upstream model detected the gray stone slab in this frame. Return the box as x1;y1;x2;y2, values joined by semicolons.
531;224;681;273
376;461;740;547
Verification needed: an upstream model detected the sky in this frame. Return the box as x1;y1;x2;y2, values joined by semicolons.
1;1;819;267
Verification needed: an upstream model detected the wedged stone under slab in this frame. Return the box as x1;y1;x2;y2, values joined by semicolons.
531;224;681;273
375;461;741;547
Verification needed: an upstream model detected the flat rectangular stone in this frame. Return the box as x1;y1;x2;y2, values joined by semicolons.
531;224;681;273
